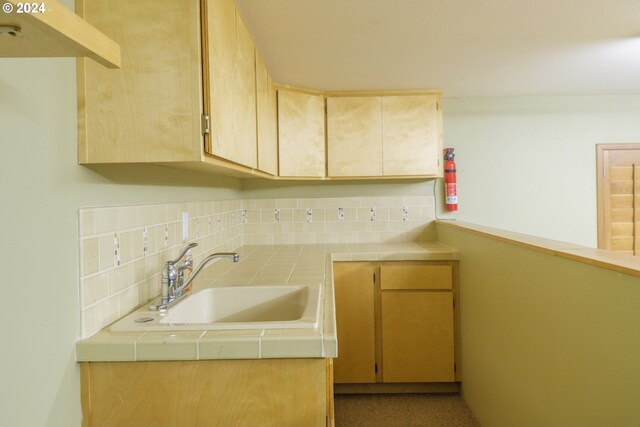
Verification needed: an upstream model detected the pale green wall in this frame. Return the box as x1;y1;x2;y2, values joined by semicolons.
4;20;640;427
443;96;640;247
437;224;640;427
0;58;242;427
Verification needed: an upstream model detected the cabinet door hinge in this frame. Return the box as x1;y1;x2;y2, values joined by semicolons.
201;114;210;135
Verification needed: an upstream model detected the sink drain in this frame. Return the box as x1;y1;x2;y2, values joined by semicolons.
134;317;154;323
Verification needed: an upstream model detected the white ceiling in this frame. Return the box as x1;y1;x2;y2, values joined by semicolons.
235;0;640;96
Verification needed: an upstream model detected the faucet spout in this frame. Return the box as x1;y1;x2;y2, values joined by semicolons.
151;251;240;311
174;252;239;295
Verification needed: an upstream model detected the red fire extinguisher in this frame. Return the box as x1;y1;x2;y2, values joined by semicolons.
444;148;458;211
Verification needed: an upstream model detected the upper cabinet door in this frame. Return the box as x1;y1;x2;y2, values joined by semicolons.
278;89;326;178
255;51;278;176
204;0;257;168
327;97;383;177
325;93;443;178
78;0;203;164
382;95;442;176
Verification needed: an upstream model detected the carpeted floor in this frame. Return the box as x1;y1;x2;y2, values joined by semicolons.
334;393;480;427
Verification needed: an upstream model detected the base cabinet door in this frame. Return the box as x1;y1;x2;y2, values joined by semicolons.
333;263;377;383
381;291;455;382
81;359;330;427
333;262;457;385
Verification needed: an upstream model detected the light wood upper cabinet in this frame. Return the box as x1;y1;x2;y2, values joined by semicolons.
326;93;443;178
78;0;203;164
203;0;257;168
78;0;264;174
278;88;326;178
382;95;441;176
327;97;383;177
77;0;445;180
255;51;278;175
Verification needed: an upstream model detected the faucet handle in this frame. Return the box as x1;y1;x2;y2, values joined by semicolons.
169;242;198;265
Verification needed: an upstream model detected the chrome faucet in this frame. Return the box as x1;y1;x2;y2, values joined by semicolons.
150;242;240;311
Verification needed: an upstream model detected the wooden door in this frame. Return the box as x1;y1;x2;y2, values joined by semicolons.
381;291;455;382
78;0;203;164
81;359;328;427
333;263;377;383
597;144;640;255
277;89;326;177
327;96;383;177
204;0;257;168
255;51;278;175
381;95;442;176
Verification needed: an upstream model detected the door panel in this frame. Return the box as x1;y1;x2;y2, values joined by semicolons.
597;144;640;255
327;96;383;177
333;263;377;383
381;291;455;382
278;89;326;177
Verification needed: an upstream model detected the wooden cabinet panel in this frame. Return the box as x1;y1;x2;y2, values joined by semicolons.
205;0;257;168
333;261;457;386
327;97;383;177
278;89;326;177
256;51;278;175
325;93;442;178
78;0;202;164
81;359;328;427
333;263;377;383
382;95;441;176
0;0;121;69
381;292;455;382
380;264;452;290
79;0;264;174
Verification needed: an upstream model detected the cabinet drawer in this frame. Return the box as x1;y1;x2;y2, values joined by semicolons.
380;265;452;290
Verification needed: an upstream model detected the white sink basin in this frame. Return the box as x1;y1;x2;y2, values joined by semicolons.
110;285;321;331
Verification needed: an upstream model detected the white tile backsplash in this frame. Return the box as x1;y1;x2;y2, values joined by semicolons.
242;196;436;245
79;200;243;338
78;195;435;338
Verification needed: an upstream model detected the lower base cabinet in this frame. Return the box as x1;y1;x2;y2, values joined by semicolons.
81;358;334;427
381;291;454;382
333;261;457;385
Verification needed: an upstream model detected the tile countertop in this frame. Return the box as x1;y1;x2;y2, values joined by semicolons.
76;242;459;362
